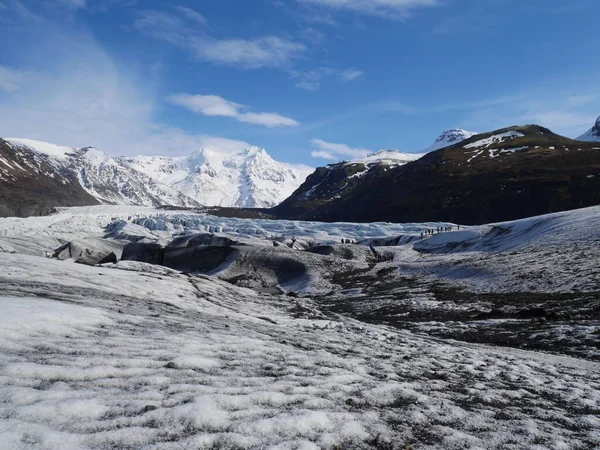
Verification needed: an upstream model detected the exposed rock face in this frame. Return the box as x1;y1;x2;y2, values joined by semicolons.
163;246;239;273
121;243;165;265
274;150;421;211
0;139;99;217
274;125;600;225
54;238;127;265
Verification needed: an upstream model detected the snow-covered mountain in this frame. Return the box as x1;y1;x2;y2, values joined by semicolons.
424;129;477;152
270;149;422;211
577;116;600;142
120;147;313;208
5;138;201;208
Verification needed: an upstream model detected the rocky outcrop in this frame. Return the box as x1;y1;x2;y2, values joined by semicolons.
54;238;126;265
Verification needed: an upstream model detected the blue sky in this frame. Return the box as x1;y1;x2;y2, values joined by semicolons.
0;0;599;166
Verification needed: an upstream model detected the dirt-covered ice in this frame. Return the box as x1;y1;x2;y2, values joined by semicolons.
0;205;599;449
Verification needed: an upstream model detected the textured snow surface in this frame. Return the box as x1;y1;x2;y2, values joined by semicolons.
404;205;600;293
0;205;449;250
1;206;600;448
1;254;600;449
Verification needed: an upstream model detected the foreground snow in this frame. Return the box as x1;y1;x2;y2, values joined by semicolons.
1;254;599;449
1;205;600;448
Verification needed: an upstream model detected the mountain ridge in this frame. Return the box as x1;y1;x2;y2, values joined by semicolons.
271;124;600;224
5;138;201;209
119;146;313;208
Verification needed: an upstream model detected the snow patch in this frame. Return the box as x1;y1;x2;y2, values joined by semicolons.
464;131;525;149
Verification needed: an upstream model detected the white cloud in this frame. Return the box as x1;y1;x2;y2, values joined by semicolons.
194;135;251;154
299;0;439;19
520;111;597;134
310;138;369;160
12;0;43;21
566;94;597;108
173;5;207;25
339;69;363;81
167;94;241;117
135;10;305;69
292;68;335;91
167;93;299;128
298;27;326;44
292;67;364;91
0;30;259;156
238;112;299;127
192;37;306;69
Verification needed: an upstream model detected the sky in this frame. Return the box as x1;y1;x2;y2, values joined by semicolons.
0;0;599;166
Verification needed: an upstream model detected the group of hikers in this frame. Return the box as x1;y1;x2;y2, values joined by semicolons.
369;243;395;263
420;224;460;240
341;238;356;244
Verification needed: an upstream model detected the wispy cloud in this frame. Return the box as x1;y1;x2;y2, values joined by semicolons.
310;138;369;160
193;37;306;69
519;111;597;134
237;112;299;127
292;67;364;91
444;84;600;138
166;94;241;117
173;5;207;25
12;0;43;21
339;69;363;81
0;66;29;93
0;28;261;157
299;0;440;19
59;0;87;9
134;10;306;69
167;93;300;127
298;27;326;44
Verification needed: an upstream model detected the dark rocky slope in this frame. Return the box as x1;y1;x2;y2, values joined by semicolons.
272;125;600;224
0;139;99;217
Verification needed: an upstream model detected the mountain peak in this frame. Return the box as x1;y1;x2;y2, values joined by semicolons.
367;149;401;157
244;145;266;154
121;145;312;208
425;129;477;152
577;116;600;142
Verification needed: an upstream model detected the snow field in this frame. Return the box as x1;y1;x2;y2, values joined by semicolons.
1;253;600;449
